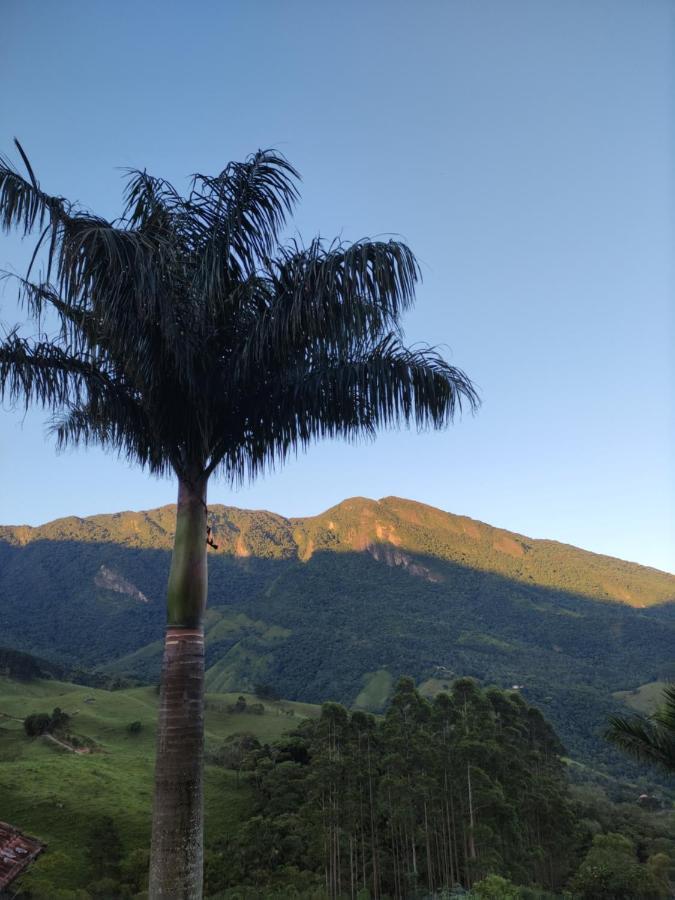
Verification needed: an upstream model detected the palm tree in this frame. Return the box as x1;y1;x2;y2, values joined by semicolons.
606;685;675;773
0;140;478;898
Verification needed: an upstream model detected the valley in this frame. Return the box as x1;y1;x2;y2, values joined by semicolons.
1;495;674;784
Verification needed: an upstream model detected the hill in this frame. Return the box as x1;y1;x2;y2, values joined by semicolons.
1;496;674;777
0;673;317;894
3;671;675;899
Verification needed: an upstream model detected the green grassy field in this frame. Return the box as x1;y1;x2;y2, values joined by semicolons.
0;676;318;893
353;668;393;711
418;676;454;697
614;680;669;714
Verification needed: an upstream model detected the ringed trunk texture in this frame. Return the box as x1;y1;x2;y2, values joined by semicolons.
149;476;207;899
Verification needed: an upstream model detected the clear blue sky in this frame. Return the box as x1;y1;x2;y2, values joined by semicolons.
1;0;673;572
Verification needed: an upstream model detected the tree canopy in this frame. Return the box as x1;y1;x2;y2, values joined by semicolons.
0;141;478;485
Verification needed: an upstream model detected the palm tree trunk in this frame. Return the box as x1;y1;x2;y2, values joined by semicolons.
149;473;208;899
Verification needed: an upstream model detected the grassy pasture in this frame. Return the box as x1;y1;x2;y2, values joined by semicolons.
353;668;393;710
0;676;317;892
614;680;669;715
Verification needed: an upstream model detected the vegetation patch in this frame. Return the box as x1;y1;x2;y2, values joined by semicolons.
353;668;393;710
457;630;518;653
615;681;669;715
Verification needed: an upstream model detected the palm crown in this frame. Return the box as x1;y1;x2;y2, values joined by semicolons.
0;141;478;485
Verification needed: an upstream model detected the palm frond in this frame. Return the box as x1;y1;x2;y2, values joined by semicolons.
187;150;300;315
606;686;675;774
0;330;110;408
650;685;675;734
192;150;299;257
121;169;183;233
229;237;423;386
271;237;418;343
54;215;162;311
209;334;478;481
2;274;58;323
0;140;70;238
51;395;174;476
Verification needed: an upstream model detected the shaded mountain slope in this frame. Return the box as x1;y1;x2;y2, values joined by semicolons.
3;496;672;606
1;496;674;777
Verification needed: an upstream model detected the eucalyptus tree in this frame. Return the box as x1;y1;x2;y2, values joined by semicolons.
0;140;478;897
606;685;675;773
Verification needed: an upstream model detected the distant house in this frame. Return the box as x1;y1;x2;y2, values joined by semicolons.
0;821;44;890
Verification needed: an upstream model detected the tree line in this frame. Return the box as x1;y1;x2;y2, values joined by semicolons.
207;677;578;897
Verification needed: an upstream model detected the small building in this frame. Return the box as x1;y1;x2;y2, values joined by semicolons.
0;821;44;890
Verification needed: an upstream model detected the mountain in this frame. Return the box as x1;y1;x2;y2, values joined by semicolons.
1;496;674;777
2;495;672;605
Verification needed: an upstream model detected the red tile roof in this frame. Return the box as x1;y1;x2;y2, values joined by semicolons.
0;821;44;889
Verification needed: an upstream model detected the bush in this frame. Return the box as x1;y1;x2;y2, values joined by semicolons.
24;712;52;736
234;695;247;713
127;720;143;735
570;833;667;899
50;706;70;731
87;816;123;880
16;852;89;899
23;707;70;737
210;732;262;771
472;874;523;898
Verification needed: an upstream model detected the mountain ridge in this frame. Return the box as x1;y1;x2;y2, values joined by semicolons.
2;495;673;607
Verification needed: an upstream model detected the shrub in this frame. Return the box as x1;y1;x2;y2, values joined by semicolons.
472;874;523;898
24;712;52;736
210;732;261;770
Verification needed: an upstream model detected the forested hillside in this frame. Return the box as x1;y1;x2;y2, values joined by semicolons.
212;677;577;897
1;496;674;779
3;671;674;898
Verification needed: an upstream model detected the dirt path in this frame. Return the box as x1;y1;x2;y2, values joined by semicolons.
43;733;90;755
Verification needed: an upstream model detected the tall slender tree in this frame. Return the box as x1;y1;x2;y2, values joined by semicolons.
0;141;478;897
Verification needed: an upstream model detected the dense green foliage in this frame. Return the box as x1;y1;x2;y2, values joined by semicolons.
205;678;575;897
0;646;65;681
23;706;70;737
570;832;669;899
